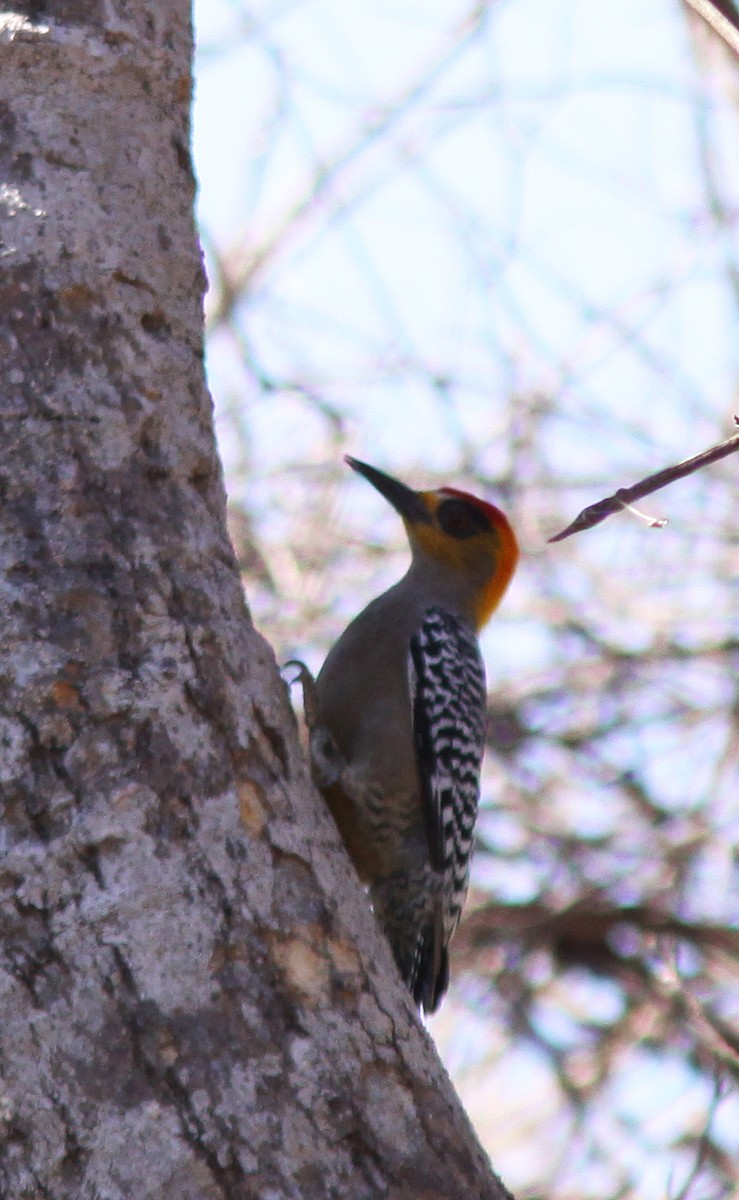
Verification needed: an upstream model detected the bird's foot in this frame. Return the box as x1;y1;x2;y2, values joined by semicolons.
284;659;345;788
283;658;320;728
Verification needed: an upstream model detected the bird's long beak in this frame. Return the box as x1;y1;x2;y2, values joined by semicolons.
345;456;431;525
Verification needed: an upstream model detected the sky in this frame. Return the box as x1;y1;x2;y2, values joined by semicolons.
194;0;738;472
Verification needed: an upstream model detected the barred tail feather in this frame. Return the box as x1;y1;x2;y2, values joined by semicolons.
413;932;449;1015
371;873;449;1014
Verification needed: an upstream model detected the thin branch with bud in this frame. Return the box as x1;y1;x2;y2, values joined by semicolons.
548;418;739;543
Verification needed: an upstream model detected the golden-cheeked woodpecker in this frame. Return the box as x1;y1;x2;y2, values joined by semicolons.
300;457;519;1014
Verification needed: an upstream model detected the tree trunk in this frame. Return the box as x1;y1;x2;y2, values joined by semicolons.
0;4;511;1197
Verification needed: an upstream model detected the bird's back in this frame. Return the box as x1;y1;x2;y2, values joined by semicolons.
313;580;485;1012
314;583;422;877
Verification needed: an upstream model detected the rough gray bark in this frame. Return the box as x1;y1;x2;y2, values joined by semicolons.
0;4;512;1198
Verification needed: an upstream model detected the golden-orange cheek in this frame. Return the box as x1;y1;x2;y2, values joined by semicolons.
408;518;519;630
472;526;519;628
410;520;464;566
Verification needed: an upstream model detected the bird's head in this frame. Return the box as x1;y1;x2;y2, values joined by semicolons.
345;456;519;629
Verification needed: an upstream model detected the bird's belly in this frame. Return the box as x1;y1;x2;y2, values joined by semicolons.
322;766;422;883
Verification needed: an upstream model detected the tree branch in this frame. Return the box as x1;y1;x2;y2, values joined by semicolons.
548;419;739;543
683;0;739;58
455;898;739;966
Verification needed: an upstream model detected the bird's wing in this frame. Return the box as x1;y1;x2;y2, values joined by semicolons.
408;607;487;921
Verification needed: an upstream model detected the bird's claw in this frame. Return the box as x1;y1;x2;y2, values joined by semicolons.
283;658;320;728
284;659;345;786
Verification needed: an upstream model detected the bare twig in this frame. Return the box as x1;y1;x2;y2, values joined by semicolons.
684;0;739;58
548;420;739;543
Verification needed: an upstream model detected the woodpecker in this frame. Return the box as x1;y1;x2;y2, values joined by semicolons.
302;457;518;1013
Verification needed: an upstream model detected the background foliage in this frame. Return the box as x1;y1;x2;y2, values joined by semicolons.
194;2;739;1195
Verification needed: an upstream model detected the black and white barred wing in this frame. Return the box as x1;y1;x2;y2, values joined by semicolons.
408;607;487;931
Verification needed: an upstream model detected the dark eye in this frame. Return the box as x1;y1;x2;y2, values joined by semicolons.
438;498;487;539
